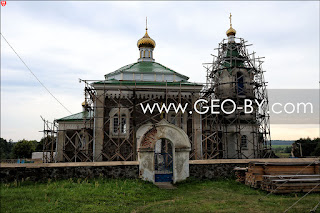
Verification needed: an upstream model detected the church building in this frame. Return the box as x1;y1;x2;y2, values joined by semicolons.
54;16;271;183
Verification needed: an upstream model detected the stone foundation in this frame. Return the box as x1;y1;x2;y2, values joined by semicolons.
1;158;317;183
190;163;246;179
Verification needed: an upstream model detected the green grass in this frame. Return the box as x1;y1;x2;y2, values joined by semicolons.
1;178;319;213
275;153;291;158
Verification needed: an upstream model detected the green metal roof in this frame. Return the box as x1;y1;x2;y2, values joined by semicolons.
104;61;189;80
220;42;247;73
93;79;202;86
56;111;93;122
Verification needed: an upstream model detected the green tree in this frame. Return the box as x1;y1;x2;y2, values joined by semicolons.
292;137;320;157
311;142;320;156
0;138;14;159
12;139;35;158
284;146;291;153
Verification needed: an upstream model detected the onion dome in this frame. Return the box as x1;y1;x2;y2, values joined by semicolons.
226;27;236;36
226;13;236;36
137;18;156;48
137;29;156;48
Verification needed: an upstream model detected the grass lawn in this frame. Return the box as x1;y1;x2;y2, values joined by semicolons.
1;178;319;213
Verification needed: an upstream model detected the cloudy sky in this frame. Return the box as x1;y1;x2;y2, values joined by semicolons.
1;1;319;141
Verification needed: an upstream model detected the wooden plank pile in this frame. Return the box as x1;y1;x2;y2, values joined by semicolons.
261;175;320;193
234;167;248;183
245;162;265;188
241;161;320;193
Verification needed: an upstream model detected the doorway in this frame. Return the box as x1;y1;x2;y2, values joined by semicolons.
154;139;173;182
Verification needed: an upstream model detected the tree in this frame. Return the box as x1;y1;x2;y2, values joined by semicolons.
311;142;320;156
12;139;35;158
292;137;320;157
0;138;14;159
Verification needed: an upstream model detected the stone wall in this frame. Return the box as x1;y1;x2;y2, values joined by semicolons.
190;163;246;179
1;158;317;183
0;162;139;183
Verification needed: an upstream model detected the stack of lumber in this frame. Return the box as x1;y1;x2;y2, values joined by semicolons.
263;162;317;175
245;162;265;188
234;167;248;183
244;161;320;193
261;175;320;193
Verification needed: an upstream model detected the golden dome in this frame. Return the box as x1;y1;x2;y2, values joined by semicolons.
226;27;236;36
82;101;87;106
226;13;236;36
137;30;156;48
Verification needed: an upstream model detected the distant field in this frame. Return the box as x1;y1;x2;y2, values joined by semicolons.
272;145;291;148
1;178;319;213
271;140;294;146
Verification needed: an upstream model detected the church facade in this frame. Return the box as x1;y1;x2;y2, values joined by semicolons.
54;17;271;183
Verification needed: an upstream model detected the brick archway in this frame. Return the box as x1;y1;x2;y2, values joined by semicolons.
136;119;191;183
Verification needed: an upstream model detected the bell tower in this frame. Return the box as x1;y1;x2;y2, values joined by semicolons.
202;13;271;159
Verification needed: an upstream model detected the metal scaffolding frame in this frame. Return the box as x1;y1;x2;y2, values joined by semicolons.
56;79;202;162
201;37;272;159
41;116;57;163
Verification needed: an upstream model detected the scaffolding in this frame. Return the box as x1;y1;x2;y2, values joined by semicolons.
41;116;57;163
201;37;272;159
55;79;202;162
59;81;95;162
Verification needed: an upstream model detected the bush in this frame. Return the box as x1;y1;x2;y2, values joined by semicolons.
12;139;35;158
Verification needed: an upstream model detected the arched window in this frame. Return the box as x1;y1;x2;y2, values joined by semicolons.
236;72;244;95
241;135;247;148
109;108;129;138
113;114;119;134
120;114;126;134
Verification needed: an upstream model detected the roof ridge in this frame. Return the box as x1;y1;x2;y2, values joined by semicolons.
104;62;137;78
56;111;90;121
152;62;188;79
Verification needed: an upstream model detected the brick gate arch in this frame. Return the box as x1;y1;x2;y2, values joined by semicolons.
136;119;191;183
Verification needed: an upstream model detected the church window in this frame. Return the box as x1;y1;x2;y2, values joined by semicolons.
113;114;119;134
236;72;244;95
120;114;126;134
109;108;129;138
241;135;247;148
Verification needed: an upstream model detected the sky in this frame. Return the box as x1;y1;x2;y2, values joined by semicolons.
1;1;319;141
